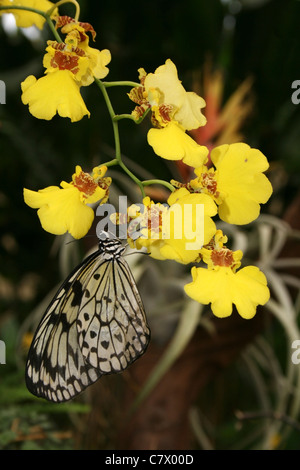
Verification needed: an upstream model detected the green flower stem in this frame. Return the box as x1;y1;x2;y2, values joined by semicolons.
142;179;175;193
113;114;137;122
119;161;146;198
0;5;62;42
102;81;141;88
113;107;150;125
95;78;146;198
101;159;119;168
45;15;62;43
95;78;121;159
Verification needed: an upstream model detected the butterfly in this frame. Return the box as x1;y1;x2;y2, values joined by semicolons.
25;231;150;402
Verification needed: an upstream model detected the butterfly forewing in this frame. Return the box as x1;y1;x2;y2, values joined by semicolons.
78;257;150;373
26;237;150;402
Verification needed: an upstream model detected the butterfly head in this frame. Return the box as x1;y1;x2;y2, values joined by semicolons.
97;230;125;259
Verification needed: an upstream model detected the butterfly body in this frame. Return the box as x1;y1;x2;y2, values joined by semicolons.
26;233;150;402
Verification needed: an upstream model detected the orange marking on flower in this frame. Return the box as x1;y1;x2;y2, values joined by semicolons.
146;205;163;235
203;237;215;250
171;180;187;189
128;86;150;120
127;204;164;239
133;103;150;120
55;16;96;41
50;41;85;56
129;86;146;105
73;171;98;198
170;179;203;195
150;104;173;128
71;46;85;57
201;172;219;198
97;177;111;203
51;50;80;74
158;104;173;123
55;16;75;29
78;22;96;41
211;248;234;267
50;42;66;51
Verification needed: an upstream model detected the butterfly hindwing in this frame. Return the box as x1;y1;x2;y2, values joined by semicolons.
25;237;150;403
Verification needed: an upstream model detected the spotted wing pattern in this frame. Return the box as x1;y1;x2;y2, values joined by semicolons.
25;237;150;402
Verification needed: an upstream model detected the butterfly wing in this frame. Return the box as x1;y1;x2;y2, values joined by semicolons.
77;256;150;374
25;250;105;402
26;248;150;403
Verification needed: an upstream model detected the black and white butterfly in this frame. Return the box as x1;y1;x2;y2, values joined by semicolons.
25;232;150;403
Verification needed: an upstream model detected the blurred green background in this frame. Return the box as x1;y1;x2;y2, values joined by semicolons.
0;0;300;450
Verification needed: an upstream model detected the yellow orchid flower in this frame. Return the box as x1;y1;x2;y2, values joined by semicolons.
123;188;217;264
21;17;111;122
129;59;208;167
184;230;270;319
172;142;273;225
193;143;273;224
24;165;111;239
144;59;207;130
